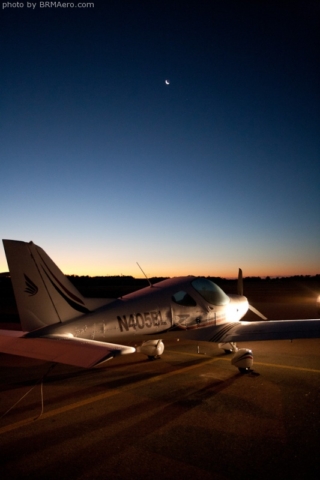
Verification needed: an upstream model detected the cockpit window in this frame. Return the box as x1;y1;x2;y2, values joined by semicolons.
191;278;229;306
172;291;197;307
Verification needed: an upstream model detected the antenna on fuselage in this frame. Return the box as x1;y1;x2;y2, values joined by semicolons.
136;262;153;287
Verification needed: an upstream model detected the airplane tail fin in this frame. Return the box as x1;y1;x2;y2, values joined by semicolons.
3;240;93;332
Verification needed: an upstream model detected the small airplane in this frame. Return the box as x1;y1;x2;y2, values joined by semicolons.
1;240;320;373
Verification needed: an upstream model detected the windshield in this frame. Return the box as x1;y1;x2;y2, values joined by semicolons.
191;278;230;306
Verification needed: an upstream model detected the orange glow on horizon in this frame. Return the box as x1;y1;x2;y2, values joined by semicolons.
0;257;319;280
62;264;320;279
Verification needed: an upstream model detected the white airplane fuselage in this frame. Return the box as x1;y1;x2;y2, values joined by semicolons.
26;276;249;346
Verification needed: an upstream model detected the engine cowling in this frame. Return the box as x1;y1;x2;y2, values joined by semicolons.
137;340;165;358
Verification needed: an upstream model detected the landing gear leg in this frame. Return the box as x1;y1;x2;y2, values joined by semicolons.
218;342;238;354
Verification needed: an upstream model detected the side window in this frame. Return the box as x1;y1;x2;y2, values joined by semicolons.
172;291;197;307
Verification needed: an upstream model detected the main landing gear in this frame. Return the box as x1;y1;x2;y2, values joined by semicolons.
137;340;254;372
219;342;253;373
136;339;165;360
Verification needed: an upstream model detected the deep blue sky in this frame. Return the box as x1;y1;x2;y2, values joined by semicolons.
1;1;319;277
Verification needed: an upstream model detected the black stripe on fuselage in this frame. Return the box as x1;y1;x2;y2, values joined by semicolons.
208;323;237;343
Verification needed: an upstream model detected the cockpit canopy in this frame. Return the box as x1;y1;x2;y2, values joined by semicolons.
191;278;230;306
172;290;197;306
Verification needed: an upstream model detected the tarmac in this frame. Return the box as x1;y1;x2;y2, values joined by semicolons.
0;297;320;480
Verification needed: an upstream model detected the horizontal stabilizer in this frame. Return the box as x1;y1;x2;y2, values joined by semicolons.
0;330;135;368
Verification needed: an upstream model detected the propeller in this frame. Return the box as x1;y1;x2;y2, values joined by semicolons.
248;303;267;320
237;268;268;320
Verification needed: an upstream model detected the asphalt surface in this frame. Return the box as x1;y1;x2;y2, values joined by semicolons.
0;298;320;480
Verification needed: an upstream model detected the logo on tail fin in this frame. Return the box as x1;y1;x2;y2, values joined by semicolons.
24;274;38;296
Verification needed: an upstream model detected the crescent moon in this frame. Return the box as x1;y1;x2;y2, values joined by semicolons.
165;79;170;85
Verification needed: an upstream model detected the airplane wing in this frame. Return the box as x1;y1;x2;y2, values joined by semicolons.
0;330;135;368
186;319;320;343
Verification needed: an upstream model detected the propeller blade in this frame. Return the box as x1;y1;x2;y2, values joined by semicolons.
237;268;243;296
237;268;267;320
249;304;268;320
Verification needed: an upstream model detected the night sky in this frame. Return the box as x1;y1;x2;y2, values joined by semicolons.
1;1;319;277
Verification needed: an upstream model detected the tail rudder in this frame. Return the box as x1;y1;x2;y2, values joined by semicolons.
3;240;91;332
